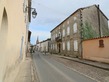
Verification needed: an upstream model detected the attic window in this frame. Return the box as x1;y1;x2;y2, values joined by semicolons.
99;40;104;47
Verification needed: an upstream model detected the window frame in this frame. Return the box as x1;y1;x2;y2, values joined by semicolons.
99;40;104;47
63;29;65;37
67;41;70;51
74;40;78;51
73;23;77;33
63;42;65;50
67;26;70;35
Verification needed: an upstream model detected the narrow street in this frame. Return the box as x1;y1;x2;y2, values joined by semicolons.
33;52;97;82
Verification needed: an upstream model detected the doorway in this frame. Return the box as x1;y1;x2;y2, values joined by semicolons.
58;43;61;53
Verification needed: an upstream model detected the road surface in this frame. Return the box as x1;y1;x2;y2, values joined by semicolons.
33;52;97;82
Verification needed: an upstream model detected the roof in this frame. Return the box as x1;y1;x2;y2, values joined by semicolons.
83;36;109;41
39;38;51;43
50;4;109;33
50;9;80;32
95;5;108;20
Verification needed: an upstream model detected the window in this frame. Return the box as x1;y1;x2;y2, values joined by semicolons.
67;21;69;24
108;21;109;29
74;17;77;20
99;40;104;47
59;27;60;30
56;34;57;38
55;44;57;50
53;44;54;50
63;29;65;37
67;41;70;51
63;42;65;50
51;44;52;49
73;23;77;33
67;27;70;35
51;34;53;41
74;40;78;51
59;32;61;37
54;34;55;40
53;35;54;40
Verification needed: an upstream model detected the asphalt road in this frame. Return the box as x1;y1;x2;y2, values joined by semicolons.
33;52;97;82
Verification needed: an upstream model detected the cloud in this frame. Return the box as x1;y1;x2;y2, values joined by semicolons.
31;30;50;42
30;0;109;44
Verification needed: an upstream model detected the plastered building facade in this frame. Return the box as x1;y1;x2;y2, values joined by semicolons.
0;0;31;82
82;36;109;63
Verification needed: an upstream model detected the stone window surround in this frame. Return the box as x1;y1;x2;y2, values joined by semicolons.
74;40;78;51
67;41;70;51
63;42;65;50
73;23;77;33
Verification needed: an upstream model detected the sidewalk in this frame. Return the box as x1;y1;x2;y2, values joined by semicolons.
14;53;38;82
53;54;109;70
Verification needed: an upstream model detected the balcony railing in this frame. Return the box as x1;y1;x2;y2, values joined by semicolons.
55;36;62;42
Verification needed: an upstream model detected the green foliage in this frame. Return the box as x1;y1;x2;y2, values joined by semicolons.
102;27;109;36
82;22;98;40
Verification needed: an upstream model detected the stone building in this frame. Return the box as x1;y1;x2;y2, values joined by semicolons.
0;0;32;82
40;38;51;53
50;5;109;58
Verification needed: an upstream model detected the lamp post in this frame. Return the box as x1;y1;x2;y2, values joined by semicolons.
24;6;37;56
26;6;37;18
32;9;37;18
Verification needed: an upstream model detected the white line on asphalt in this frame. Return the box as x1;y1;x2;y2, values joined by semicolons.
41;56;76;82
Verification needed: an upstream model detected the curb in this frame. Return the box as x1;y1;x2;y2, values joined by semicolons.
55;55;109;71
31;53;40;82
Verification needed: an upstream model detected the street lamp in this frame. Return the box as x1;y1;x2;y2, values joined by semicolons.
26;6;37;18
31;8;37;18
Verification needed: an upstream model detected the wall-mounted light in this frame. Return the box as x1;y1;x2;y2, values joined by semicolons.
26;6;37;18
31;8;37;18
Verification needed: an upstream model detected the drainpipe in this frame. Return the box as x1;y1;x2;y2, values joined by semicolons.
97;5;101;37
80;9;83;59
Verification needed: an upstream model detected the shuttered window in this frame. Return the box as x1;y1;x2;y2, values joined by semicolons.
67;41;70;51
74;40;78;51
63;42;65;50
99;40;104;47
73;23;77;33
67;27;70;35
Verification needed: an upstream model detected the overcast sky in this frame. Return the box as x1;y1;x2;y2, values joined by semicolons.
29;0;109;44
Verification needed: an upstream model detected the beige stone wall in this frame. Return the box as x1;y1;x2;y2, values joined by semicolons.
82;5;109;37
0;0;29;82
51;10;82;57
82;37;109;63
